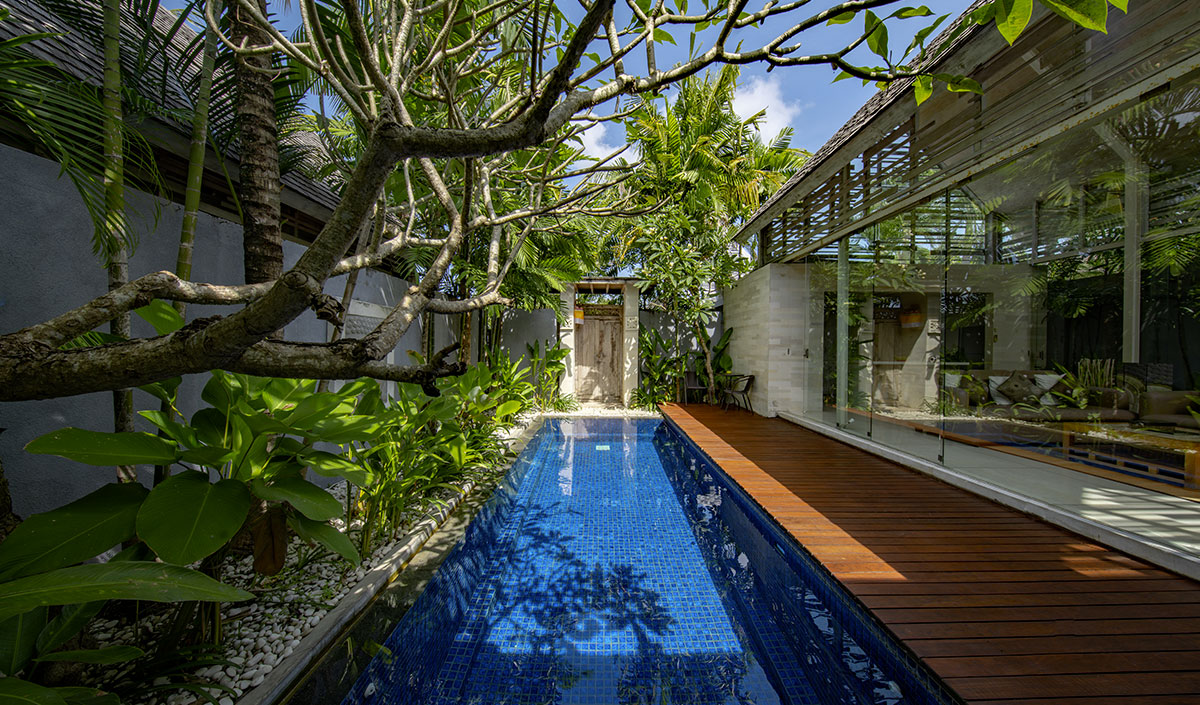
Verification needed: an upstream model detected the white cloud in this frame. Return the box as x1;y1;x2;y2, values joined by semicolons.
732;75;804;144
578;121;619;159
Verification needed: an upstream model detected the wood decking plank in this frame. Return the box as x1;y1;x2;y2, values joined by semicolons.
660;404;1200;704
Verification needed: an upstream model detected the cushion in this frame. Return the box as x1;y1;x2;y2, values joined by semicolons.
996;372;1043;405
1090;387;1132;410
1033;373;1064;407
988;375;1015;405
958;375;990;405
944;373;963;389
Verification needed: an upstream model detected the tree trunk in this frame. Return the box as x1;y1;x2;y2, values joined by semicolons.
102;0;135;483
232;0;282;286
696;321;717;404
0;450;19;542
156;15;218;486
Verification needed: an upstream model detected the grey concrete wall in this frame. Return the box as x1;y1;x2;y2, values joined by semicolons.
498;308;557;366
722;263;812;416
0;144;422;516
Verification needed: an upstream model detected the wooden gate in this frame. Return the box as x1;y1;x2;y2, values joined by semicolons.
574;306;623;403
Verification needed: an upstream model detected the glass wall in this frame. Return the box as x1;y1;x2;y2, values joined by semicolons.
788;74;1200;497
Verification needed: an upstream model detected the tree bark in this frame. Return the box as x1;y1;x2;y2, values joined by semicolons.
102;0;135;483
232;0;282;286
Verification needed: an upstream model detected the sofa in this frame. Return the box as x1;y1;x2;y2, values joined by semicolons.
1139;390;1200;429
944;369;1137;422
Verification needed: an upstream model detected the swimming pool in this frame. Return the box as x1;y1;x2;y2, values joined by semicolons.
339;417;960;705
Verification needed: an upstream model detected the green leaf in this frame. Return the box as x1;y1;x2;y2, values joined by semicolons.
0;678;67;705
652;28;676;45
34;645;144;665
0;562;252;622
1040;0;1107;32
133;300;184;336
865;11;889;59
495;400;522;419
893;6;933;18
994;0;1033;43
178;446;236;468
826;10;855;24
57;332;124;351
25;429;180;466
300;451;372;486
140;410;199;449
283;394;344;432
308;415;385;443
249;478;340;522
0;607;47;677
832;71;854;83
35;602;104;655
914;74;934;104
0;483;148;581
136;472;251;565
287;515;359;564
1107;0;1127;11
137;377;181;405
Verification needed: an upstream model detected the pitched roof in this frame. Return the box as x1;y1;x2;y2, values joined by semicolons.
735;0;991;242
0;0;340;214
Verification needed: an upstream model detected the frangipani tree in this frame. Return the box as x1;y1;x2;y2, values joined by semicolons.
0;0;1126;402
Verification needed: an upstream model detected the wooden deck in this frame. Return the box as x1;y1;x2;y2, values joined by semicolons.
662;403;1200;704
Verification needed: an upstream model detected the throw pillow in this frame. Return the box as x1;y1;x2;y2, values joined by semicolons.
996;372;1042;405
1033;373;1064;407
988;375;1015;405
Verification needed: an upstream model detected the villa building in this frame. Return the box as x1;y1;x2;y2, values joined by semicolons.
727;0;1200;557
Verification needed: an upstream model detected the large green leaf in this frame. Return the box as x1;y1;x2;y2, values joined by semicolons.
249;478;340;521
136;472;250;565
25;429;179;466
34;645;144;664
0;562;252;622
287;515;359;565
0;677;67;705
283;394;345;432
0;607;46;677
35;602;104;655
495;401;522;419
139;410;199;449
133;299;184;336
309;415;385;443
300;450;372;486
994;0;1033;43
0;483;148;581
1040;0;1107;32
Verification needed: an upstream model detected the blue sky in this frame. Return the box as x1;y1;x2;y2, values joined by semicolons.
168;1;972;155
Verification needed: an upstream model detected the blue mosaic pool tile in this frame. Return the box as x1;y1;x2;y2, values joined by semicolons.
340;418;963;705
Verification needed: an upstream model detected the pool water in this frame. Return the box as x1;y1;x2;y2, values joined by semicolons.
340;418;959;705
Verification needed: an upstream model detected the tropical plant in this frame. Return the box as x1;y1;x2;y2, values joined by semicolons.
526;340;571;411
632;328;684;410
690;328;734;403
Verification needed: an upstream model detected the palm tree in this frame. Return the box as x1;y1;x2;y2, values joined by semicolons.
616;65;807;402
